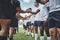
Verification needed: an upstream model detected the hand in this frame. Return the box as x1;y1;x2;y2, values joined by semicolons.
16;12;24;20
16;12;20;18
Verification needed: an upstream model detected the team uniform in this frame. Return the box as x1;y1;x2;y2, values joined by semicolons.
20;13;32;35
34;4;49;40
26;21;31;27
34;4;48;27
10;0;20;27
24;20;31;27
48;0;60;28
20;13;30;27
0;0;13;40
30;14;35;37
30;14;35;25
26;13;32;27
0;0;12;19
23;20;28;27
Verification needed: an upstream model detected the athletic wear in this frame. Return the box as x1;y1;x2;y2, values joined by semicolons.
0;0;12;19
40;36;44;40
47;0;60;28
30;14;35;24
26;13;32;22
11;0;20;19
47;37;51;40
20;13;29;18
20;13;31;26
35;34;38;40
10;19;18;27
23;20;28;26
10;0;20;27
31;33;34;38
26;22;31;26
34;4;48;27
48;11;60;28
34;21;44;27
34;4;48;21
49;0;60;12
24;13;32;26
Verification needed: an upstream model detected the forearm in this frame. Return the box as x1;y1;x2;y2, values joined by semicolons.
36;0;49;4
21;10;27;13
31;10;40;14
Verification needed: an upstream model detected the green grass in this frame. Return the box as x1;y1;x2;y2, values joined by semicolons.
13;28;34;40
13;28;47;40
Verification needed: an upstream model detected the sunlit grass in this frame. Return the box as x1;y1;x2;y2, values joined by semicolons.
13;28;47;40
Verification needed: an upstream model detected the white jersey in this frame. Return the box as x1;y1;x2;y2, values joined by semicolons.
19;13;31;25
23;20;28;26
34;4;48;21
30;14;35;23
19;13;28;17
26;13;32;22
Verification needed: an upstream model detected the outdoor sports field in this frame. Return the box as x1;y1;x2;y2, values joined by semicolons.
13;28;47;40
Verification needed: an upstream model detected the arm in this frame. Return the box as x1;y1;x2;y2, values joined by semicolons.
16;12;24;20
16;12;27;20
16;7;28;13
16;1;28;13
25;14;32;18
36;0;49;4
31;9;40;14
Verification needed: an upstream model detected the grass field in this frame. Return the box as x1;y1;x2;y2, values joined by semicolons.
13;28;47;40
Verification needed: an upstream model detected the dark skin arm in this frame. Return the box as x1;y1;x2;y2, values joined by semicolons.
16;1;31;20
16;7;29;20
16;1;28;13
16;7;28;13
36;0;49;4
31;9;40;14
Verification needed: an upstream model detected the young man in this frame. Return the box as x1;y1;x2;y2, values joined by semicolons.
23;17;28;35
31;2;49;40
9;0;20;40
20;13;29;35
25;8;32;36
31;2;40;40
36;0;60;40
23;16;31;35
0;0;12;40
30;14;35;38
19;8;32;36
